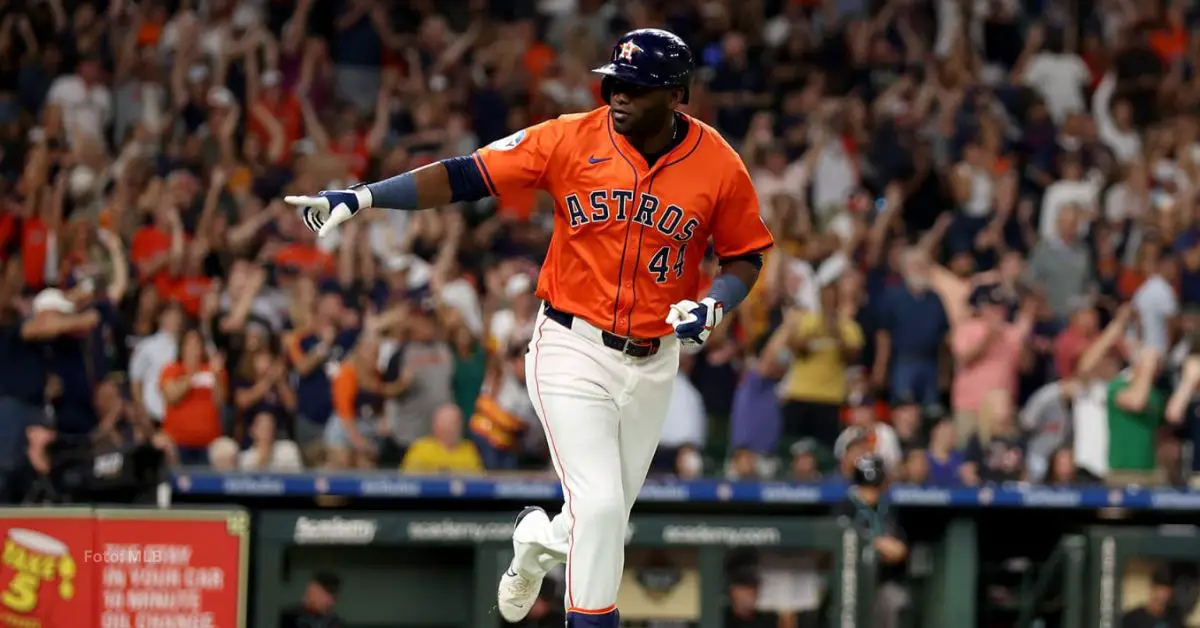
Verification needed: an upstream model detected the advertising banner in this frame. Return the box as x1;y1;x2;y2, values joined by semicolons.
0;509;95;628
0;508;248;628
94;509;250;628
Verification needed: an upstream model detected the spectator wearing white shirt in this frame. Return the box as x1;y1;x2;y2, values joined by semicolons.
488;273;538;356
238;412;304;471
1091;73;1142;165
951;142;998;221
45;56;113;147
128;304;184;425
1103;160;1150;223
1016;27;1090;124
1038;155;1101;243
1131;256;1180;354
207;438;240;471
1073;306;1133;480
810;123;859;220
1020;381;1074;482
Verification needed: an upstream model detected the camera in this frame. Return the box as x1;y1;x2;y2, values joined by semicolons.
45;438;167;505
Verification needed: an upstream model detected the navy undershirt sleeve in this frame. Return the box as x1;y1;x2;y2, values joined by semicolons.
442;155;492;203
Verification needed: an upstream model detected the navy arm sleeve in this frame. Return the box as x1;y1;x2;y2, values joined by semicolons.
719;253;765;270
442;155;493;203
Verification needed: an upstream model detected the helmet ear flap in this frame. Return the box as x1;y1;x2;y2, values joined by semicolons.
601;76;613;104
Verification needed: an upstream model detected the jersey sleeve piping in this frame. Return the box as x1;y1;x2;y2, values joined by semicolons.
717;242;774;261
472;152;499;196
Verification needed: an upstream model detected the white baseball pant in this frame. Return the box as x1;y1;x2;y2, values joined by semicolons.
517;304;680;614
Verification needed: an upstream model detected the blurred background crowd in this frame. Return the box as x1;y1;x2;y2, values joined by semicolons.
6;0;1200;506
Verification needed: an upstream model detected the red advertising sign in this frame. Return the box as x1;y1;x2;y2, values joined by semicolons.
93;510;248;628
0;509;96;628
0;508;248;628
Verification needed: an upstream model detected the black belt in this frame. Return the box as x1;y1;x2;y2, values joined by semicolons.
543;304;661;358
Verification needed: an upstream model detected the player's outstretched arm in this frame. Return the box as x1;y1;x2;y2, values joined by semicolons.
283;155;493;237
285;122;560;237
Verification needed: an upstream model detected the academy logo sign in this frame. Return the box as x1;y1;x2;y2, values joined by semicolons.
293;517;378;545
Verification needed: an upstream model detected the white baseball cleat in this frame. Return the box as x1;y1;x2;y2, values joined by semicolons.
498;506;550;623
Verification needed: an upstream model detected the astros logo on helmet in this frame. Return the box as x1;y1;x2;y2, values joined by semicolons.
616;41;642;62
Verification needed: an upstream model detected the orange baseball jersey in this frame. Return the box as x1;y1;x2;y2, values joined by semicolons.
474;107;774;338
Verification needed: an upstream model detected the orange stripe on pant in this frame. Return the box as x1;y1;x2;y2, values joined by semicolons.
568;605;617;615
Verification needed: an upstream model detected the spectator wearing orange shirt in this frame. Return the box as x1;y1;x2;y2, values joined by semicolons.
1148;5;1188;65
164;241;213;318
273;214;336;278
326;338;405;469
130;207;184;298
160;329;227;465
516;20;555;89
274;241;335;278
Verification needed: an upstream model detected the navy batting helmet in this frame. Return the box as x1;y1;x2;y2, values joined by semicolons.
592;29;694;104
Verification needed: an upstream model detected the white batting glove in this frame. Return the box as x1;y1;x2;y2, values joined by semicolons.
666;297;723;349
283;186;373;238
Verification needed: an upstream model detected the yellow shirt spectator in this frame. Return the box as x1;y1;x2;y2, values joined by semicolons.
781;311;864;405
401;437;485;474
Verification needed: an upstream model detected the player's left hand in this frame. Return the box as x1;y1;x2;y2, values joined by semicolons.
666;297;723;348
283;186;373;238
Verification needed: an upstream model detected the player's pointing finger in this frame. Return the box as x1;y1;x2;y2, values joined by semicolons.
283;195;323;207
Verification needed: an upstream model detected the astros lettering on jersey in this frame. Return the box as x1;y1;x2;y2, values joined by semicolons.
474;107;774;339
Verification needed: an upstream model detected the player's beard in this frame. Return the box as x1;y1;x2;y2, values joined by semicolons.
610;107;642;135
614;103;672;140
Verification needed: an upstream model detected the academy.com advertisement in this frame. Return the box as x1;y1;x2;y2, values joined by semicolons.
0;508;248;628
285;513;790;548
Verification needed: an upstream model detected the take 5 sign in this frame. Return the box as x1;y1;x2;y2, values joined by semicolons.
0;509;92;627
0;508;249;628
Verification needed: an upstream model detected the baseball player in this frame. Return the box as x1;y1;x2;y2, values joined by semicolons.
284;28;773;628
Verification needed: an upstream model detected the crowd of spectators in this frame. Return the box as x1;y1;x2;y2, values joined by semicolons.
4;0;1200;507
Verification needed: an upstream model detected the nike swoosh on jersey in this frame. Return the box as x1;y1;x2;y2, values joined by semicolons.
588;156;612;164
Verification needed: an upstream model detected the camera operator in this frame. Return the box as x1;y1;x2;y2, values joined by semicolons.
3;389;172;505
835;454;910;628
